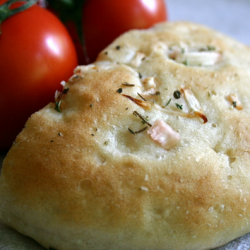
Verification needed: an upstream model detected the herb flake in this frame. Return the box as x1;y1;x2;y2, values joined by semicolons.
128;128;135;134
117;88;123;93
137;92;147;101
207;45;216;51
134;126;148;134
173;90;181;99
55;101;62;113
175;103;183;110
165;98;172;106
183;60;188;66
122;82;135;87
133;111;152;127
62;88;69;94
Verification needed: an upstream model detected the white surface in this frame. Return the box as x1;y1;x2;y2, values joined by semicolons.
167;0;250;45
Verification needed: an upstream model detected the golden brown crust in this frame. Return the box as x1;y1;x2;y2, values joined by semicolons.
1;21;250;249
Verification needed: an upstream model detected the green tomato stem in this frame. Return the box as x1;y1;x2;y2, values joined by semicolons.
0;0;38;32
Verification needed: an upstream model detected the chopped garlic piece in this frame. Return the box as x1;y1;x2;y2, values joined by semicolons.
68;74;83;84
54;90;60;100
142;88;159;97
130;51;146;67
140;77;158;96
181;88;201;111
168;45;221;66
147;119;180;150
168;45;183;60
122;94;151;110
152;42;168;55
60;81;66;87
74;65;95;74
227;94;243;110
181;88;208;123
140;186;149;192
176;51;221;66
106;46;136;64
142;77;156;90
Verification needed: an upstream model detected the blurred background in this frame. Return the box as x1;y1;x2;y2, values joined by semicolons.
167;0;250;45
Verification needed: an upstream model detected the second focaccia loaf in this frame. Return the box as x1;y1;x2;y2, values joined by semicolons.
1;22;250;250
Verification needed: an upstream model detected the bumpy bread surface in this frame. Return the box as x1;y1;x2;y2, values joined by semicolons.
1;22;250;250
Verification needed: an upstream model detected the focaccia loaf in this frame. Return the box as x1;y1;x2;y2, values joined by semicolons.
1;22;250;250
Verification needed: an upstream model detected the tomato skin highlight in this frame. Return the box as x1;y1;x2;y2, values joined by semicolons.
0;2;78;150
82;0;167;63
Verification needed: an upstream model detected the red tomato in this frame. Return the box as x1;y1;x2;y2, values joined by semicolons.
82;0;168;63
0;1;78;150
43;3;87;65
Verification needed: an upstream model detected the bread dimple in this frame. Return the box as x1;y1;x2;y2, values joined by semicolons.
1;21;250;250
